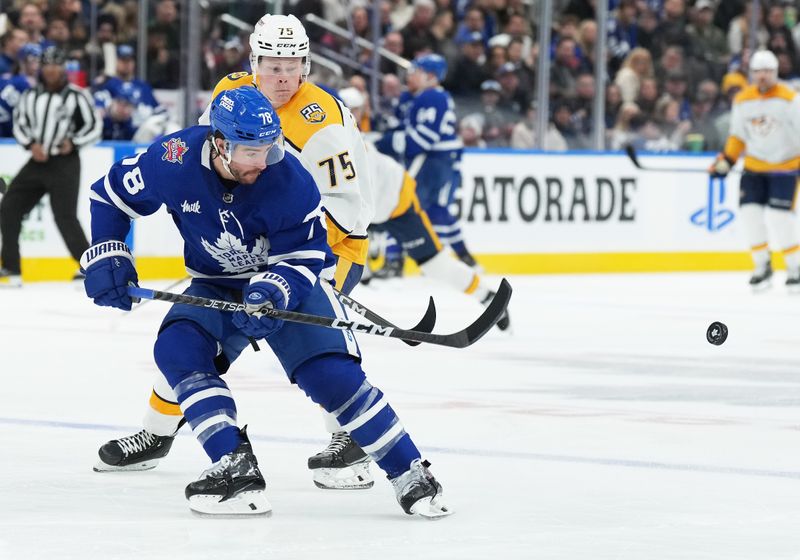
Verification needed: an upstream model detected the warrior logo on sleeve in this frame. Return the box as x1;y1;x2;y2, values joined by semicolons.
201;209;270;273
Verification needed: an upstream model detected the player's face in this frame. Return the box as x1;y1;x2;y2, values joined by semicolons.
406;67;424;93
753;68;777;90
256;56;303;107
228;144;271;184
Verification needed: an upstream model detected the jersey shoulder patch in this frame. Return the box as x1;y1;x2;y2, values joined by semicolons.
278;82;345;150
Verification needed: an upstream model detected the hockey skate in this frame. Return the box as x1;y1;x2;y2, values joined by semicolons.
749;262;773;292
786;268;800;293
0;268;22;288
390;459;452;519
94;429;175;472
185;427;271;516
482;290;510;331
307;431;374;490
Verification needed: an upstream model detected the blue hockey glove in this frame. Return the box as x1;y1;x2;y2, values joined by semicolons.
232;272;290;339
80;241;138;311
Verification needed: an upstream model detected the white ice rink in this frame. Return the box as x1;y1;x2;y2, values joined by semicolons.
2;272;800;560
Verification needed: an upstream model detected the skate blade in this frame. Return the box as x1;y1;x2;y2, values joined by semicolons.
751;280;773;293
312;463;374;490
188;490;272;517
93;459;161;472
409;495;454;519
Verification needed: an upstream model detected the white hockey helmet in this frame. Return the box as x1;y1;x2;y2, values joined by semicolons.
249;14;311;79
750;49;779;72
337;87;365;110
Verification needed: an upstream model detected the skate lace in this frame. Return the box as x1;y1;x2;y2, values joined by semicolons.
117;430;158;456
323;432;351;455
200;454;234;479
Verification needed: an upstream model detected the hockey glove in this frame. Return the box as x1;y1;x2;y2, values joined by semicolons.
232;272;290;339
80;241;139;311
709;154;733;178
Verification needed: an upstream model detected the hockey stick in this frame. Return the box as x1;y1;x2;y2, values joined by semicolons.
127;280;511;348
335;289;436;347
623;144;742;175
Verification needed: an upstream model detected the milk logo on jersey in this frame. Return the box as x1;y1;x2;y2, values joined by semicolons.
200;209;269;273
301;103;326;124
181;200;201;214
162;137;189;164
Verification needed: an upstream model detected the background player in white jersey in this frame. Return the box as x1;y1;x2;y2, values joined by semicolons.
82;86;450;518
709;49;800;291
339;86;510;330
94;14;377;491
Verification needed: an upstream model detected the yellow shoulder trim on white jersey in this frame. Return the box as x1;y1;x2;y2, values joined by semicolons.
734;83;796;104
211;72;257;101
278;82;345;151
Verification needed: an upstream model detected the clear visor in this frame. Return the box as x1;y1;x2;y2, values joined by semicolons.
227;134;285;166
255;56;305;78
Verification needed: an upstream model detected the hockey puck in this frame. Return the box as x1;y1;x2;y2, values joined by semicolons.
706;321;728;345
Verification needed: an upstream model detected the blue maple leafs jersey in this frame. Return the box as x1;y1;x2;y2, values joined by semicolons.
88;126;334;308
0;75;31;137
93;77;164;126
403;87;462;161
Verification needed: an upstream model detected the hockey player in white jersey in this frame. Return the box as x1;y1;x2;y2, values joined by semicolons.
710;49;800;291
338;87;510;329
94;14;378;491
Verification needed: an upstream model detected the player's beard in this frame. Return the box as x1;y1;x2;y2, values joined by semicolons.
230;164;264;185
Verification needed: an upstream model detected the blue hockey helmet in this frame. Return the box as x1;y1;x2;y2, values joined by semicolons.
210;86;285;165
410;54;447;82
18;43;42;61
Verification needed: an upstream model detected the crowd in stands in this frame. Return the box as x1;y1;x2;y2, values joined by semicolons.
0;0;793;151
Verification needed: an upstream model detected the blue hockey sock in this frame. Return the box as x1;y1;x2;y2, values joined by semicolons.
385;235;402;261
293;354;421;478
450;239;469;257
154;321;241;462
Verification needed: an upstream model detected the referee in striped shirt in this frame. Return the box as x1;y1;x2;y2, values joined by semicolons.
0;46;101;286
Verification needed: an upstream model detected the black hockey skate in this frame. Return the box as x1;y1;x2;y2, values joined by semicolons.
307;431;374;489
390;459;452;519
0;267;22;288
372;256;404;280
94;429;175;472
749;262;773;291
787;268;800;293
482;290;510;331
185;427;271;516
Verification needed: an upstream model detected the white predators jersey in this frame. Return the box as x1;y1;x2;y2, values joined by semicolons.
364;141;407;224
728;83;800;171
202;74;374;265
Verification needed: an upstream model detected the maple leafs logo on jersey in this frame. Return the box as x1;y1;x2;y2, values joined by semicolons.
200;209;269;273
300;103;326;124
162;137;189;164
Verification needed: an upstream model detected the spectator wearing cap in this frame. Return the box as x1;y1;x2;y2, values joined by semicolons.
0;45;37;137
400;0;437;59
713;71;746;141
0;47;101;286
607;0;639;74
687;0;729;79
0;29;30;76
615;47;653;104
459;115;487;148
14;43;42;88
443;30;489;95
467;79;513;147
93;44;173;142
497;62;529;115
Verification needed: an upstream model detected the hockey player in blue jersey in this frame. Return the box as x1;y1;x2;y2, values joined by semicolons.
0;43;40;137
379;54;480;270
80;86;451;518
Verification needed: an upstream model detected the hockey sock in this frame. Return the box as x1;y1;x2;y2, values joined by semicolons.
294;354;421;478
385;235;402;262
739;204;770;268
142;372;184;437
154;321;240;462
419;250;488;299
767;207;800;271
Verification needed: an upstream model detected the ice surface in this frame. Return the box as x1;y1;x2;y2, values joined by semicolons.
2;272;800;560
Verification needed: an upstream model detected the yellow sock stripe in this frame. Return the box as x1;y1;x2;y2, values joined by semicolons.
149;390;183;416
751;242;769;252
784;244;800;255
464;274;480;295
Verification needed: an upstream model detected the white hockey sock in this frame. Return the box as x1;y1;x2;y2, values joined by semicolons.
322;408;342;433
766;207;800;271
419;250;489;299
739;204;770;268
142;373;184;436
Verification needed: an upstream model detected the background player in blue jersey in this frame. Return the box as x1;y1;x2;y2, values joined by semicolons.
81;86;451;518
378;54;481;271
0;43;40;137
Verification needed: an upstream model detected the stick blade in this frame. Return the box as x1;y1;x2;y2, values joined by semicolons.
402;296;437;347
456;278;512;348
624;144;642;169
